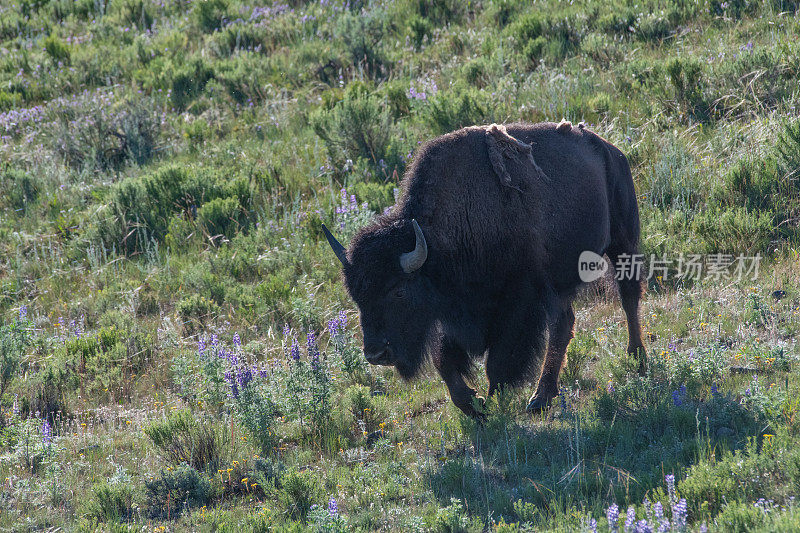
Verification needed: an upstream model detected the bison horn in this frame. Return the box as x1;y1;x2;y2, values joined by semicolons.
400;219;428;273
321;224;349;266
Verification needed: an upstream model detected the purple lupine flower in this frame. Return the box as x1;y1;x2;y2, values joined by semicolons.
224;369;239;399
328;317;339;338
198;337;206;357
19;305;27;321
624;506;636;532
328;496;338;516
586;517;598;533
42;419;52;445
635;519;652;533
643;497;652;524
671;389;682;406
338;310;347;329
653;502;670;532
710;384;719;397
672;498;688;528
307;331;319;359
236;365;253;391
607;380;615;393
210;333;219;351
665;475;676;505
233;332;241;347
290;338;300;361
607;504;620;533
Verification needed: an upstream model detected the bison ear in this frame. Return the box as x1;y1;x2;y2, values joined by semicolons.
321;224;349;267
400;219;428;273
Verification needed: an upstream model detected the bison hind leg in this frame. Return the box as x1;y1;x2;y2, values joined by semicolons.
607;248;647;375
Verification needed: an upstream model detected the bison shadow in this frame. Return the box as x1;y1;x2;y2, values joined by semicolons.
424;390;764;525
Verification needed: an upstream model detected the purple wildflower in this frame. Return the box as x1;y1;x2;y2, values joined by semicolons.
672;390;682;407
672;498;688;529
636;519;652;533
19;305;27;321
607;504;620;533
233;332;241;347
665;475;676;505
624;506;636;532
290;338;300;361
42;419;52;445
653;502;670;532
327;317;339;338
328;496;338;516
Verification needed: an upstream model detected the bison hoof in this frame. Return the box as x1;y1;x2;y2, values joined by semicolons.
526;394;554;414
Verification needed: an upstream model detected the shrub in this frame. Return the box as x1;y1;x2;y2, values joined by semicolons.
335;11;389;78
427;86;493;135
198;196;245;241
44;34;70;64
636;14;672;42
171;57;215;111
84;482;135;522
93;165;252;255
47;91;162;171
194;0;229;32
645;137;700;211
145;464;212;519
177;294;220;334
407;14;433;49
0;315;29;401
312;90;401;170
665;57;709;120
461;57;492;88
144;409;221;471
278;468;323;520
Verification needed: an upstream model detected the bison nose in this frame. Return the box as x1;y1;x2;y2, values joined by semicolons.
364;342;392;365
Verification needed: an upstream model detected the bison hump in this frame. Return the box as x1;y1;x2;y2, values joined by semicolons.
484;124;546;192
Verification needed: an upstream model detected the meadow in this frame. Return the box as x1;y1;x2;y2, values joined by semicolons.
1;0;799;530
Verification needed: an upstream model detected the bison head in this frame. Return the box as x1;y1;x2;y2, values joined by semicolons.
322;219;439;379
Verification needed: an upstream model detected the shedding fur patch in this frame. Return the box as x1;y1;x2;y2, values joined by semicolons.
484;123;546;191
556;119;572;132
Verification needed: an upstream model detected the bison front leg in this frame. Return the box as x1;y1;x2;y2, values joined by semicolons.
526;305;575;413
435;339;485;419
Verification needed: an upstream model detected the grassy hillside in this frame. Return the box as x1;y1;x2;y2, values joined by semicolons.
1;0;799;530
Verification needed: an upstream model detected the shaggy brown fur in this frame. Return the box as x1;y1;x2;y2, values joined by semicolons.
325;121;646;418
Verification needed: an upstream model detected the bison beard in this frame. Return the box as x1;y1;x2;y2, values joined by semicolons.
322;121;646;418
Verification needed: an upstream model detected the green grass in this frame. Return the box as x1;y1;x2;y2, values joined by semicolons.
1;0;800;530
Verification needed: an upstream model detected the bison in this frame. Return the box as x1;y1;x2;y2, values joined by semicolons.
322;121;646;417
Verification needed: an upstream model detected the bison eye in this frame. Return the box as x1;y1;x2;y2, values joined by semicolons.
391;288;406;300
